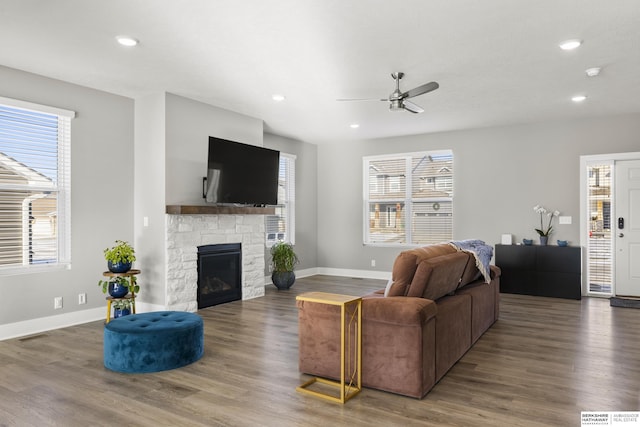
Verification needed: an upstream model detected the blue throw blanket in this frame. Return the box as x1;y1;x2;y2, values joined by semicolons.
448;239;493;284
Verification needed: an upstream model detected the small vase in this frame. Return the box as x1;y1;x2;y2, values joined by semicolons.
539;236;548;246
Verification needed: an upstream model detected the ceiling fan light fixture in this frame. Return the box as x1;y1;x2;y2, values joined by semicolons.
389;99;404;112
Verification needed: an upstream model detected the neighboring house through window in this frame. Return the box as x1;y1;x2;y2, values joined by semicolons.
363;150;453;245
0;97;74;273
266;153;295;246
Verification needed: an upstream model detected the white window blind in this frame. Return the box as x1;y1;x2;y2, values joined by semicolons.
363;150;453;246
0;97;74;272
266;153;295;246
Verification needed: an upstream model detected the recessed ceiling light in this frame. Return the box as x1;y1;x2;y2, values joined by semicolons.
559;39;582;50
116;36;139;47
272;94;285;102
350;123;360;129
572;95;587;103
585;67;601;77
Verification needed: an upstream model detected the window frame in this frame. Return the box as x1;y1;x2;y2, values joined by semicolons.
266;152;296;247
363;149;454;247
0;96;74;275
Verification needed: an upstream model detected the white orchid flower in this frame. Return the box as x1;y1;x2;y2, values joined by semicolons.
533;204;560;238
533;205;547;214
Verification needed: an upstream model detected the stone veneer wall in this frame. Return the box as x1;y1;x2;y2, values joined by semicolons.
165;214;267;311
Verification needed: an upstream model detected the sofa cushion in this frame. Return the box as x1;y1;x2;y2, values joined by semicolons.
456;281;498;344
405;252;470;300
386;244;456;296
434;294;472;382
363;295;437;325
458;255;482;289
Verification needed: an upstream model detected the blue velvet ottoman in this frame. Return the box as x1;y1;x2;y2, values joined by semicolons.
104;311;204;373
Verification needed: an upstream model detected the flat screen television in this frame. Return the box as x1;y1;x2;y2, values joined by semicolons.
204;137;280;206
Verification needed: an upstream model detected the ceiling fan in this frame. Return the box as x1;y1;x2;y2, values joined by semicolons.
338;72;439;114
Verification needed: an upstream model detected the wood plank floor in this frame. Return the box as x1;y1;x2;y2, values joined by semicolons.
1;275;639;426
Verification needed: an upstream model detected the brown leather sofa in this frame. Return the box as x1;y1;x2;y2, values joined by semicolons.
297;243;501;398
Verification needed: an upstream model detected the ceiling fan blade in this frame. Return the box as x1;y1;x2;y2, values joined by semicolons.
403;100;424;114
402;81;439;99
336;98;388;102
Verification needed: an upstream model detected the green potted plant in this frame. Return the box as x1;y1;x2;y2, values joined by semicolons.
104;240;136;273
98;275;139;297
112;299;132;318
270;241;299;290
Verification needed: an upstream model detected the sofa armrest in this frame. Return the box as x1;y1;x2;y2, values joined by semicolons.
362;296;437;325
490;265;502;279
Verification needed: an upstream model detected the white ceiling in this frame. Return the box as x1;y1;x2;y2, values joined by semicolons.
1;0;639;144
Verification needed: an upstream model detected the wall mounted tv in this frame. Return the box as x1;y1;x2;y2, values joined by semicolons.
203;137;280;206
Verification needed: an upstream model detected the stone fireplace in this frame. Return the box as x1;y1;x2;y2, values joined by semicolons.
165;207;270;312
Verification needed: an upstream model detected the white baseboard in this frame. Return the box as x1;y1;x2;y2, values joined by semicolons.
314;267;391;281
5;269;391;340
0;302;171;341
265;267;390;284
0;307;105;341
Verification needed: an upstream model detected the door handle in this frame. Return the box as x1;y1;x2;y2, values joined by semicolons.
619;233;624;238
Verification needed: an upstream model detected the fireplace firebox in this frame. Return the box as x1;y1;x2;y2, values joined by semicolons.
197;243;241;309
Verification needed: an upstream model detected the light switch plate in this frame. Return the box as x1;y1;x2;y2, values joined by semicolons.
559;216;572;225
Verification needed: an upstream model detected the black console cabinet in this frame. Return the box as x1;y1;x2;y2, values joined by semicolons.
495;244;582;300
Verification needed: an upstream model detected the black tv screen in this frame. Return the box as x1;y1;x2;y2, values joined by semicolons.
204;137;280;206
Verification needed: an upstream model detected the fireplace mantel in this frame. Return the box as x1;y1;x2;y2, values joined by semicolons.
166;205;275;215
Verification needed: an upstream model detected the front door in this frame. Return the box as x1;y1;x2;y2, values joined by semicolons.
615;159;640;297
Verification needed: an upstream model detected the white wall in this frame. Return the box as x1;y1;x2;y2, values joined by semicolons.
263;133;318;272
0;66;134;330
317;113;640;274
165;93;263;205
133;93;166;306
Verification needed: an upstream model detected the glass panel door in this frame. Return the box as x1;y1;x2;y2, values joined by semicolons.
586;163;613;295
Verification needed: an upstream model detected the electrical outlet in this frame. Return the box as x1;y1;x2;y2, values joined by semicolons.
371;259;376;267
54;297;63;309
78;293;87;305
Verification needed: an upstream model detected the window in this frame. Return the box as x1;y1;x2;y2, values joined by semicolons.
0;97;74;273
266;153;295;246
363;150;453;246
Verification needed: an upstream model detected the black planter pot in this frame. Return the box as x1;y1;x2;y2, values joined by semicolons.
272;271;296;290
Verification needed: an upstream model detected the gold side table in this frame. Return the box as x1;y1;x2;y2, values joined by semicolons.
296;292;362;404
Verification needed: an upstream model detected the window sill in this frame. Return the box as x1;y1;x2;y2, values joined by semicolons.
0;263;71;277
